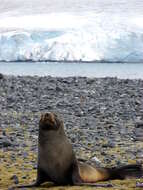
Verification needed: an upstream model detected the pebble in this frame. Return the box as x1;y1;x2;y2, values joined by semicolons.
0;76;143;165
91;156;101;164
0;73;4;79
8;187;15;190
0;136;13;148
135;121;143;128
10;174;19;184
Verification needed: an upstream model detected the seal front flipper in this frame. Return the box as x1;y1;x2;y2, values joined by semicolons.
15;181;40;188
15;178;47;188
15;167;52;188
15;179;53;189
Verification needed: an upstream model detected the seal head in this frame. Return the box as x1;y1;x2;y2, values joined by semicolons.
39;112;61;131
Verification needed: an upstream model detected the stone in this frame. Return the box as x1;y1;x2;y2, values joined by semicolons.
10;174;19;184
0;73;4;80
0;136;13;148
135;121;143;128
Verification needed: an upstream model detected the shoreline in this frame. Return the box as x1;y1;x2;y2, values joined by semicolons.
0;75;143;189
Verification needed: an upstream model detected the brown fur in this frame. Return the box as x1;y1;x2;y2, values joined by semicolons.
78;162;109;182
16;112;143;188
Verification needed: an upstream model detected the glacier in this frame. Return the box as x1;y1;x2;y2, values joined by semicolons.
0;13;143;62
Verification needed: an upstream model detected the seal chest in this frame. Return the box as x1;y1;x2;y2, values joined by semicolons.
38;135;74;183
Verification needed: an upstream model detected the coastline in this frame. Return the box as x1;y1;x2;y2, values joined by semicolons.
0;75;143;189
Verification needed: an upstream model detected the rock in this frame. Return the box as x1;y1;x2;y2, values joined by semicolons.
101;141;115;148
0;136;13;148
134;128;143;136
33;164;37;169
2;130;6;136
91;156;101;164
8;187;15;190
135;121;143;128
107;141;115;148
1;76;143;167
56;86;63;92
133;137;143;142
0;73;4;79
10;174;19;184
23;152;28;159
22;176;27;179
133;127;143;141
136;182;143;187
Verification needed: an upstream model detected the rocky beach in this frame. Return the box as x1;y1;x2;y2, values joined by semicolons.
0;74;143;189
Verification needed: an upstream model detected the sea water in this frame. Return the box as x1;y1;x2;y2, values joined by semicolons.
0;62;143;79
0;0;143;78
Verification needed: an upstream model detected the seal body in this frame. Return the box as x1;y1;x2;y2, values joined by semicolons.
35;112;78;186
16;112;143;188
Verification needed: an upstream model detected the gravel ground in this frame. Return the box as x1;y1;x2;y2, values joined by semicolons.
0;74;143;189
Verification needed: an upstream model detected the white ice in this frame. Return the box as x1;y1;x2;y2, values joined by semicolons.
0;0;143;62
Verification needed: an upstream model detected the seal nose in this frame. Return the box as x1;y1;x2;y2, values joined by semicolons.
45;112;50;117
49;113;55;123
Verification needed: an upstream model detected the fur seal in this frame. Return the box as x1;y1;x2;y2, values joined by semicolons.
16;112;143;188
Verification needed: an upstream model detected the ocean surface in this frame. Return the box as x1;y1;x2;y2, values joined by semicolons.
0;0;143;78
0;62;143;79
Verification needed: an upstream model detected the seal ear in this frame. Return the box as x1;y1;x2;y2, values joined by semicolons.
39;113;45;124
